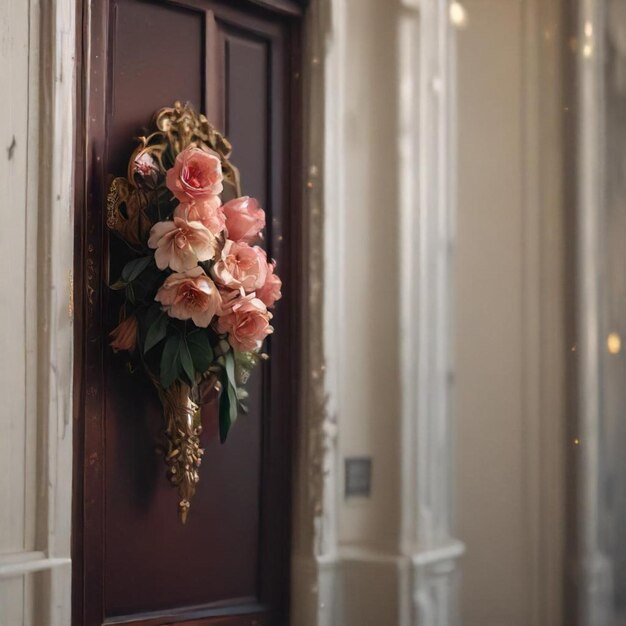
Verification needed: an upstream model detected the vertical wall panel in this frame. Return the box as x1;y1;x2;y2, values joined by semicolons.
0;0;31;557
456;2;528;625
0;577;26;626
456;0;565;624
0;0;75;622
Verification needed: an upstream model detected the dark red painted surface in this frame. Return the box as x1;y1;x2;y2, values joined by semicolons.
73;1;303;624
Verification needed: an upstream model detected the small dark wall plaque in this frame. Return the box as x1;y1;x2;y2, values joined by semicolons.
345;457;372;498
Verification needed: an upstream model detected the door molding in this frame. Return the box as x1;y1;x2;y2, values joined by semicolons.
74;1;303;624
291;0;343;623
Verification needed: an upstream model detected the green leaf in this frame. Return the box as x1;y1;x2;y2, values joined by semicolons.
109;279;126;290
224;351;237;389
144;313;168;353
218;374;231;443
143;303;162;329
121;255;152;283
126;283;136;305
179;339;195;386
228;382;238;422
187;330;214;374
133;264;162;294
160;335;181;388
218;374;239;443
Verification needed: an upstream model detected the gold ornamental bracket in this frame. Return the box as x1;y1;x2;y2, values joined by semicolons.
156;381;203;525
107;101;242;247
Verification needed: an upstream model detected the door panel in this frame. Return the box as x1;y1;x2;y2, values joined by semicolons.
74;1;302;624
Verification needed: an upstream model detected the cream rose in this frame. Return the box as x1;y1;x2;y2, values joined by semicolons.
174;198;225;236
216;292;273;352
212;240;268;292
166;146;223;203
155;267;222;327
223;196;266;243
256;261;282;308
148;217;218;272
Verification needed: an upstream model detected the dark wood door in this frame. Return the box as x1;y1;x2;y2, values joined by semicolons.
73;2;303;624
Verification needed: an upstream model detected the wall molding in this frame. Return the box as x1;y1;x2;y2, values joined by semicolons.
291;0;344;623
412;540;465;569
0;0;75;622
293;0;463;624
0;552;71;580
397;0;464;623
575;0;613;624
35;0;76;623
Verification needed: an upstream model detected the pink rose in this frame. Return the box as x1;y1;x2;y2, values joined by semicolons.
174;198;225;236
212;240;268;292
155;266;222;327
216;292;273;352
109;315;138;352
223;196;266;243
166;146;223;203
148;217;218;272
257;261;282;308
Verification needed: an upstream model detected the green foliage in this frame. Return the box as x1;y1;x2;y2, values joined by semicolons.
121;255;152;283
155;324;220;389
149;184;178;224
111;255;154;299
125;282;136;305
224;351;236;389
160;335;181;388
144;312;168;353
217;350;253;442
179;338;195;385
218;368;239;444
187;329;214;374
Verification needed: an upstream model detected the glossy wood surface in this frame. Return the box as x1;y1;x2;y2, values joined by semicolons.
74;1;302;624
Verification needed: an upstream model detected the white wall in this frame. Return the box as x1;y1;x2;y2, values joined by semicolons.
0;1;44;621
455;1;565;625
336;0;461;622
0;1;74;624
294;1;461;624
338;0;401;556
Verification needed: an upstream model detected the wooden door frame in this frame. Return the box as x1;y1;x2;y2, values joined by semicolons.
72;1;304;624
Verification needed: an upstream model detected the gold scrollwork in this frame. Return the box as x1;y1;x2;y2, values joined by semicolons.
157;381;204;525
106;101;241;249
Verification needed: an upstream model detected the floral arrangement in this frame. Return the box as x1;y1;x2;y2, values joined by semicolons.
106;102;281;523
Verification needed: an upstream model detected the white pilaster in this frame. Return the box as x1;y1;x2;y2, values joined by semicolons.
398;1;464;624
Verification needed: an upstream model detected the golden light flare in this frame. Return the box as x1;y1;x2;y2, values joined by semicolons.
449;1;468;29
607;332;621;355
